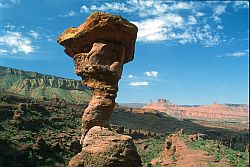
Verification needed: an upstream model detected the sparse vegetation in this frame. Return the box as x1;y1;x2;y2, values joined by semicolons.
135;138;165;166
188;138;249;167
0;66;249;166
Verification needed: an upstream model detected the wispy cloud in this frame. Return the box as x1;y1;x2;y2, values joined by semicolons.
188;16;197;25
0;2;8;8
233;1;249;11
144;71;159;77
0;0;20;8
212;4;226;22
3;23;54;43
213;4;226;15
4;23;16;30
217;25;223;30
217;50;249;58
0;31;35;55
0;49;8;54
59;10;77;17
196;12;205;17
28;30;39;39
129;81;149;86
128;74;135;79
80;2;133;13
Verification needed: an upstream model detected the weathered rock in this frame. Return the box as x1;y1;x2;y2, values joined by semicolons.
57;11;140;167
57;11;137;63
57;11;137;139
68;153;84;167
68;126;141;167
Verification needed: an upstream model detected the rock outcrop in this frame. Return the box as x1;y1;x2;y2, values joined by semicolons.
57;12;141;166
69;126;141;167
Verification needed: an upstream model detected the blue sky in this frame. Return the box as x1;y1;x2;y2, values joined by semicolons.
0;0;249;104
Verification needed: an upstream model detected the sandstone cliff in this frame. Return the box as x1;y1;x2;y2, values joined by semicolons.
143;101;248;122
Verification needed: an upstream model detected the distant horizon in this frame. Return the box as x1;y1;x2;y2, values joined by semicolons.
1;65;249;105
1;1;249;105
117;101;249;105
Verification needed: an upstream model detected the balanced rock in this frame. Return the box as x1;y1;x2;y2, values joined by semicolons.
57;11;138;139
57;12;140;167
57;11;137;63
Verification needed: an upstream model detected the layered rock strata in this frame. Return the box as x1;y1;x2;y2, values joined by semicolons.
57;12;140;166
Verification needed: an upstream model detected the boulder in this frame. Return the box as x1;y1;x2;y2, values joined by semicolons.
68;126;141;167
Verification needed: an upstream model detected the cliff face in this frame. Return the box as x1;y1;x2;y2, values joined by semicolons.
173;103;248;121
0;66;92;104
143;101;248;122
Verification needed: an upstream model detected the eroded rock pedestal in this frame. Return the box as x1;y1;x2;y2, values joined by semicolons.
57;12;141;167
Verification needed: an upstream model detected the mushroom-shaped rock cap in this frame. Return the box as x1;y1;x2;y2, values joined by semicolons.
57;12;138;64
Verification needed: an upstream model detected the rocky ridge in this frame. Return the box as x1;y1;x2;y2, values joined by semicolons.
0;66;91;104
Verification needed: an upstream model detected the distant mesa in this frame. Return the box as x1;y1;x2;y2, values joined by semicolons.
143;98;248;122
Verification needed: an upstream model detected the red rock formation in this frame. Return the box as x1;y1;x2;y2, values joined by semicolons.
143;101;248;121
57;12;140;167
152;133;230;167
58;11;137;140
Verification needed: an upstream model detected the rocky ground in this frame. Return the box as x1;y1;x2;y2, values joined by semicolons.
0;92;249;166
151;131;249;167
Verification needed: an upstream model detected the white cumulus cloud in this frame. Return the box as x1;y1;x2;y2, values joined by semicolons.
133;13;184;42
144;71;159;77
80;5;89;13
76;1;247;47
0;31;35;55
